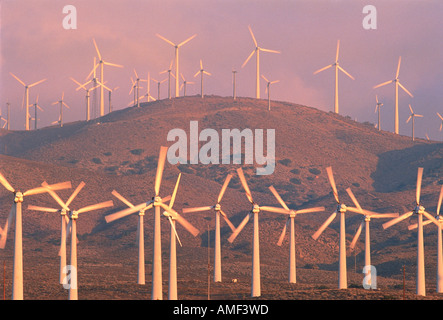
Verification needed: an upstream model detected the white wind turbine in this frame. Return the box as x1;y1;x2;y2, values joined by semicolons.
30;95;44;130
152;77;167;101
51;92;70;127
9;72;46;131
105;146;198;300
70;77;100;121
261;74;279;111
3;102;11;130
313;40;355;114
228;168;288;297
42;182;114;300
242;25;280;99
156;33;197;98
232;70;238;101
346;187;398;287
375;95;383;131
382;167;440;296
406;104;423;141
139;72;156;103
268;185;324;283
180;73;194;97
408;185;443;293
160;60;176;100
106;190;171;285
0;172;71;300
0;108;6;129
373;56;413;135
89;38;123;117
311;166;363;289
194;60;211;99
183;174;236;283
437;112;443;142
130;69;147;108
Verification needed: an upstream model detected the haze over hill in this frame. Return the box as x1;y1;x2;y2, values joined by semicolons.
0;95;442;300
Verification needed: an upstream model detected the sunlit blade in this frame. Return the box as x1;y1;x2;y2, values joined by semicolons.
260;206;289;214
241;50;255;68
415;114;423;118
199;59;203;70
260;48;280;54
111;190;135;208
92;38;102;60
25;181;71;197
369;213;399;219
382;211;413;229
105;202;146;223
86;63;99;80
335;39;340;62
228;213;251;243
170;173;181;208
217;174;232;203
77;200;113;214
350;221;363;249
406;115;412;123
104;61;123;68
422;211;440;227
437;185;443;216
346;188;362;213
9;72;26;86
0;172;15;192
154;146;168;196
203;71;211;76
96;80;112;92
178;34;197;47
182;206;213;214
160;203;199;236
326;166;339;204
0;206;15;249
373;80;393;89
236;168;253;204
408;219;433;230
168;216;182;247
398;81;413;98
70;77;86;90
248;25;257;47
312;211;337;240
28;78;46;88
268;185;289;211
220;210;236;232
271;80;280;84
313;64;333;75
338;65;355;80
261;74;269;83
65;181;85;207
277;218;289;246
156;33;175;46
416;167;423;205
409;104;413;114
396;56;401;79
437;112;443;121
27;205;59;213
295;207;325;214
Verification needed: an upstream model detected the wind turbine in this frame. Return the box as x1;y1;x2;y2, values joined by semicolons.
152;77;167;100
9;72;46;131
408;185;443;293
0;172;71;300
160;60;176;100
156;33;197;98
261;74;279;111
89;38;123;117
105;146;198;300
183;174;236;283
130;69;147;108
70;77;100;121
375;95;383;131
180;73;194;97
313;40;355;114
242;25;280;99
0;108;8;129
437;112;443;141
346;187;398;287
373;56;413;135
232;70;238;101
382;167;440;296
51;92;70;127
106;189;171;285
140;72;156;102
30;95;44;130
193;60;211;99
311;166;363;289
227;168;288;297
268;185;324;283
406;104;423;141
4;102;11;130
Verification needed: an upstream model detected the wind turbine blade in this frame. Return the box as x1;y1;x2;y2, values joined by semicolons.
228;213;250;243
409;104;414;114
65;182;85;207
105;203;147;223
203;71;211;76
9;72;26;86
326;166;339;204
194;71;200;78
103;61;123;68
217;174;232;203
382;211;414;229
312;211;337;240
350;221;364;250
373;80;393;89
415;114;423;118
336;39;340;62
160;203;199;236
398;82;413;98
40;182;69;210
27;205;59;213
77;200;114;214
182;206;213;214
241;50;255;68
236;168;253;204
261;74;269;83
220;210;236;232
422;211;440;227
437;112;443;121
248;25;258;47
268;186;289;211
406;115;412;123
92;38;102;60
178;34;197;47
260;206;289;214
112;190;135;208
338;65;355;80
260;48;280;54
277;218;289;246
156;33;175;46
437;185;443;216
295;207;325;214
416;167;423;205
396;56;401;79
346;188;362;213
154;146;168;196
24;181;72;197
313;64;333;75
408;219;433;230
0;206;15;249
28;78;47;88
369;213;399;219
170;173;181;208
0;172;15;192
168;216;182;247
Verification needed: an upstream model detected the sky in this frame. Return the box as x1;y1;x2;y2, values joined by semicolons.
1;0;442;140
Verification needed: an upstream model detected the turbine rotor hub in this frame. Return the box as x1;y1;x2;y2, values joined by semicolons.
153;196;162;206
214;203;221;211
338;203;347;213
252;204;260;214
414;205;425;214
365;216;371;222
70;210;79;220
14;192;24;203
61;209;67;216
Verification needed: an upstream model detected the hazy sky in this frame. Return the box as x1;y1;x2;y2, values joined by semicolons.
1;0;442;140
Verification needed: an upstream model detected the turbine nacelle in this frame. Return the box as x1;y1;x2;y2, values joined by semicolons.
414;205;425;215
61;208;68;216
252;203;260;214
214;203;221;211
153;195;162;206
70;210;79;220
14;191;24;203
337;203;347;213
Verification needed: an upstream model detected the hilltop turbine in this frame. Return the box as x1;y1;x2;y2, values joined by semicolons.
375;95;383;131
373;56;413;135
193;60;211;98
9;73;46;131
70;77;100;121
30;95;44;130
406;104;423;141
313;40;355;114
160;61;176;100
242;25;280;99
261;74;279;111
183;174;236;283
51;92;70;127
232;70;238;101
152;77;167;100
268;186;324;283
180;73;194;97
156;33;197;98
130;69;147;108
228;168;288;297
383;167;440;296
0;172;71;300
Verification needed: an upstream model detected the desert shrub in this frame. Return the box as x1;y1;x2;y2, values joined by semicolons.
306;176;314;181
290;168;300;175
68;159;79;164
290;178;301;185
278;158;292;166
352;182;360;188
103;152;112;156
130;148;144;156
105;166;119;172
308;168;321;175
92;157;102;164
177;165;194;174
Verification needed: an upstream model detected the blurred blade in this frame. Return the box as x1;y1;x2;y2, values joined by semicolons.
398;81;413;98
406;115;412;123
103;61;123;68
409;104;413;114
160;203;199;236
416;167;423;205
203;71;211;76
168;216;182;247
415;114;423;118
111;190;135;208
422;211;440;227
346;188;362;213
373;80;393;89
268;185;289;211
217;174;232;203
66;182;85;207
338;65;355;80
154;146;168;196
220;210;236;232
156;33;175;46
326;166;339;203
248;25;258;47
10;72;26;86
260;48;280;54
350;221;364;250
28;78;46;88
170;173;181;208
77;200;113;214
236;168;253;204
382;211;413;229
27;205;59;213
313;64;333;75
0;172;15;192
40;183;68;210
437;112;443;121
105;203;147;223
228;213;250;243
92;38;102;60
408;219;434;230
25;181;71;196
0;205;15;249
296;207;325;214
369;213;399;219
260;206;289;214
335;39;340;62
396;56;401;78
312;211;337;240
277;218;289;246
437;185;443;216
178;34;197;47
182;206;213;214
241;50;255;68
261;74;269;83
